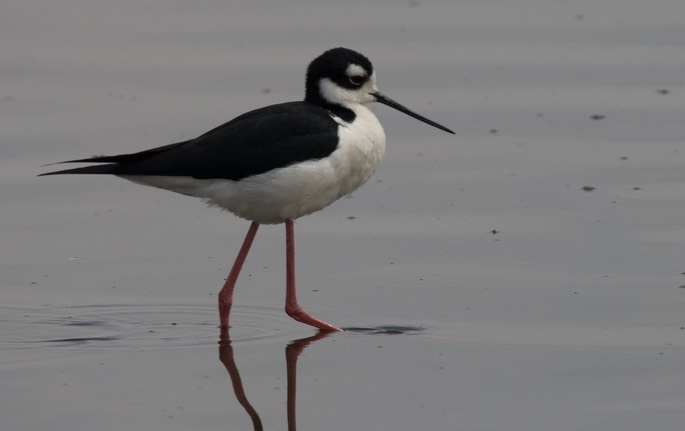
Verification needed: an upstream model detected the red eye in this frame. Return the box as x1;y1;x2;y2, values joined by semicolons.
348;75;364;85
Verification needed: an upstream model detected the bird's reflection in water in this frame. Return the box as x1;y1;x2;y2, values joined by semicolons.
218;328;334;431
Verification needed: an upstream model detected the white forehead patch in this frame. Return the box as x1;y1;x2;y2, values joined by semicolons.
346;63;368;77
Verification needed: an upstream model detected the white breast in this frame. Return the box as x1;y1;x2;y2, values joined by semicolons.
121;105;386;224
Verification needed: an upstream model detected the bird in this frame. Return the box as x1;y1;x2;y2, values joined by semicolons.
40;47;454;332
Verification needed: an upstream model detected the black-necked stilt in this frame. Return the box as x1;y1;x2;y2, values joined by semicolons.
40;47;454;332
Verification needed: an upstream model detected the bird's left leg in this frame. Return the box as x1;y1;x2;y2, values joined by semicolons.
218;222;260;328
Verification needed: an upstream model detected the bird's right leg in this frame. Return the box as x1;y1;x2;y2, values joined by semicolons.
283;219;342;332
218;222;260;328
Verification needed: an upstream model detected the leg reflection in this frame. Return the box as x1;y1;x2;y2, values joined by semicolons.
218;329;334;431
286;332;333;430
219;328;263;431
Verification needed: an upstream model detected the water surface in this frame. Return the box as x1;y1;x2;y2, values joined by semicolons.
2;1;685;430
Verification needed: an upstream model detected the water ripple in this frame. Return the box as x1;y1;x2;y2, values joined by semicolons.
1;303;430;362
0;302;306;353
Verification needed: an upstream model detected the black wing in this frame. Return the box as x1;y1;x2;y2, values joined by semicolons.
40;101;341;181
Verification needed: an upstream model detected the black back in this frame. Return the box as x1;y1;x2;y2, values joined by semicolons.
41;101;341;181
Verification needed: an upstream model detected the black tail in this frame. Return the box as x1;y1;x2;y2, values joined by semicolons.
38;141;190;177
38;163;119;176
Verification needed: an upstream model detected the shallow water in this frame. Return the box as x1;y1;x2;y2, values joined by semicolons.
3;0;685;430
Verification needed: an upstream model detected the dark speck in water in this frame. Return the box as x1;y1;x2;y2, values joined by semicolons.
343;325;425;335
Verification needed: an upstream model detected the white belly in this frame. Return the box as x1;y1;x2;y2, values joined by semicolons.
122;106;386;224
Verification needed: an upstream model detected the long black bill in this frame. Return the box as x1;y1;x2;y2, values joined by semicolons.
372;91;455;135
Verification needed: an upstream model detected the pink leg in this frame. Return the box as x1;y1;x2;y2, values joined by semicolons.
218;222;259;328
284;219;342;332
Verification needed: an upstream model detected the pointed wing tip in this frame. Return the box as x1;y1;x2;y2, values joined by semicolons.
41;154;114;166
38;169;75;177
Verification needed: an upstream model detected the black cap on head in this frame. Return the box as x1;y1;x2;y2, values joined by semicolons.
305;48;373;102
